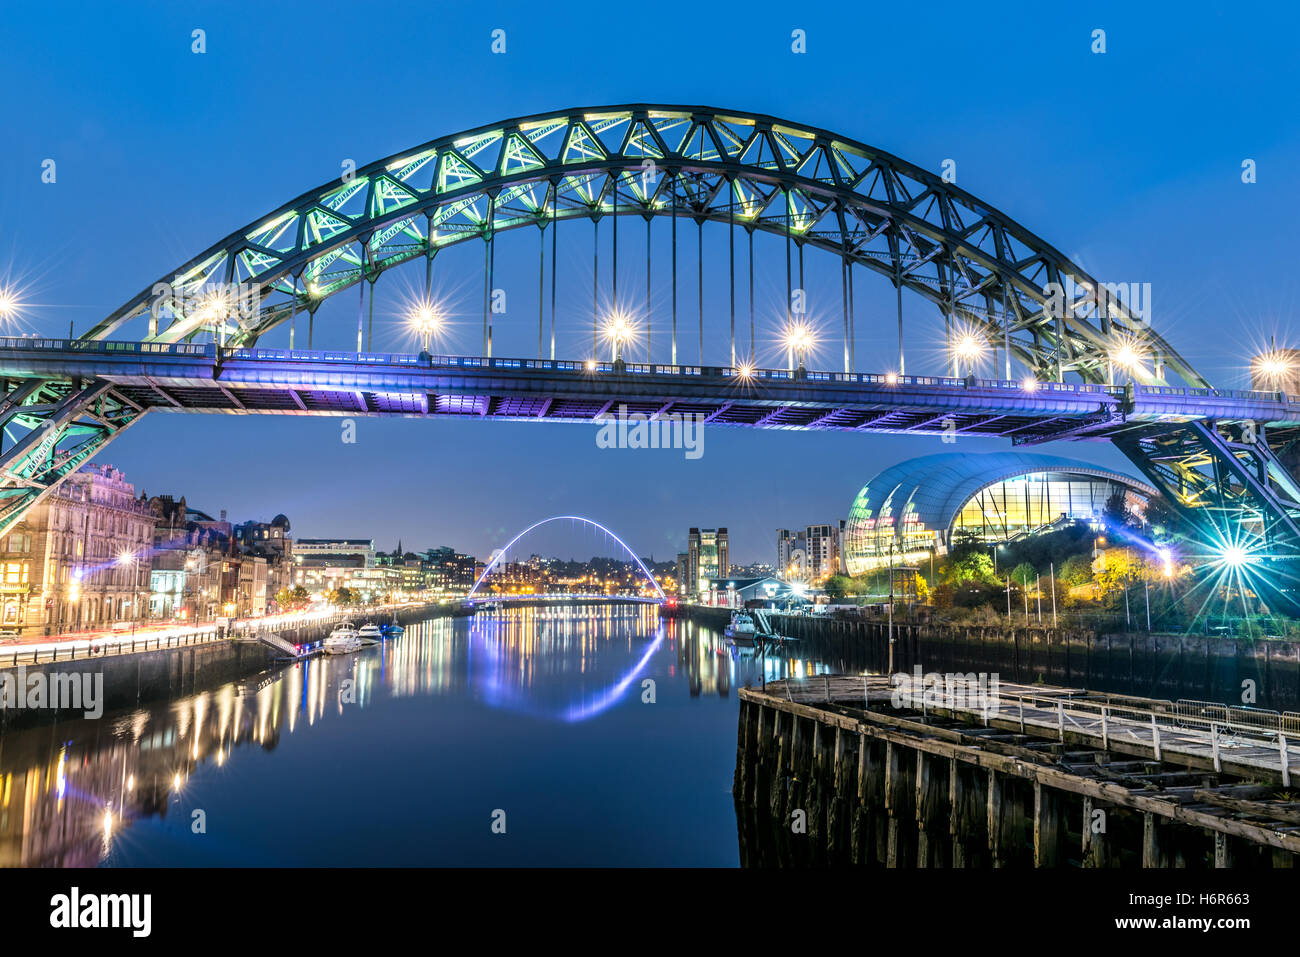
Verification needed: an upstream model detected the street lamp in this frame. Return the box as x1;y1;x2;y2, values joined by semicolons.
953;332;985;376
409;300;440;354
0;285;19;320
1253;350;1294;390
602;311;635;365
1109;336;1147;383
782;322;814;375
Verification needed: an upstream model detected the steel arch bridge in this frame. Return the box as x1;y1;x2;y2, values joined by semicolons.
466;515;666;602
2;104;1299;596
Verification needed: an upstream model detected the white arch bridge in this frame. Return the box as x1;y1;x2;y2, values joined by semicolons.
465;516;667;604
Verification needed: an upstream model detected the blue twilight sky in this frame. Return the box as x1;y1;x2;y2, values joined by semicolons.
1;1;1298;564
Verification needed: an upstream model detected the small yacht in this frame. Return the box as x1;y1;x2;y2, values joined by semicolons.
725;611;757;638
382;619;404;636
357;622;384;641
323;620;363;655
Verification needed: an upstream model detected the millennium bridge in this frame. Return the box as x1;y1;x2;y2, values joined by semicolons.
2;105;1298;603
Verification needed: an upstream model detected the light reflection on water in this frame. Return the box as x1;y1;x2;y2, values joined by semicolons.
0;605;833;867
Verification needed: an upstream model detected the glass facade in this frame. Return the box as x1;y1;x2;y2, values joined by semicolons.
952;473;1144;541
843;453;1153;575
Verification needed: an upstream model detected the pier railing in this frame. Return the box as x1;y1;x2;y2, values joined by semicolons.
773;674;1298;786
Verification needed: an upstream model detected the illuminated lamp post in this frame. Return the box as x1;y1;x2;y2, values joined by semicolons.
604;312;634;369
0;285;19;320
953;332;986;378
409;301;440;356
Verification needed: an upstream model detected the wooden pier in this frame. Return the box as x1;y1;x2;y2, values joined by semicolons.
735;675;1300;867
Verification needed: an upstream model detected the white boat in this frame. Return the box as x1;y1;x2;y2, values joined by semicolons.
357;622;383;641
323;621;363;655
725;612;757;638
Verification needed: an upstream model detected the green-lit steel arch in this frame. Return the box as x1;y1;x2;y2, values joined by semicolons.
7;104;1300;609
87;104;1203;389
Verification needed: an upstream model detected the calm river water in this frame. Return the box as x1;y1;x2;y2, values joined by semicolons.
0;604;833;866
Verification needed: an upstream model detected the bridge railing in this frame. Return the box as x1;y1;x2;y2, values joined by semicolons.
2;336;1296;408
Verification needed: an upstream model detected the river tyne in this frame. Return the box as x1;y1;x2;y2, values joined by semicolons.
0;603;832;867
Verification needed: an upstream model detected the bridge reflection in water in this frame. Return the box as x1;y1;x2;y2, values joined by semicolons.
0;605;833;867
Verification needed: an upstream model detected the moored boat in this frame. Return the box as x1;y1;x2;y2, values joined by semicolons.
323;620;363;655
725;611;757;638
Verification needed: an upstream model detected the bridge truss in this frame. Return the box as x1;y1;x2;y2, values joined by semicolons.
2;105;1298;604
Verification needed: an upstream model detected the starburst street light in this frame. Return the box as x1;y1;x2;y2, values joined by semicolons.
409;300;441;353
602;311;635;362
951;330;986;376
1197;523;1276;617
1252;350;1295;390
0;286;19;319
782;322;815;373
1108;335;1148;383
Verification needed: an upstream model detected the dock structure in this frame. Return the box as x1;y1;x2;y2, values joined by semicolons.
735;676;1300;868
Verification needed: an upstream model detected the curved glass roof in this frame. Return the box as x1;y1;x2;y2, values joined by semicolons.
844;452;1156;568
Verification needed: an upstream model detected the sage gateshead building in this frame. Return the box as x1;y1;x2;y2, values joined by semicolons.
842;453;1156;575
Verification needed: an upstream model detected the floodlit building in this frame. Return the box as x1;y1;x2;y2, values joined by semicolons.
5;464;154;635
842;452;1154;575
687;528;728;598
293;538;375;568
675;552;690;597
705;575;798;608
777;528;807;581
778;523;844;581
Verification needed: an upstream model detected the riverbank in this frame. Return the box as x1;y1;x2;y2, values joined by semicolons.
0;601;452;730
666;604;1300;711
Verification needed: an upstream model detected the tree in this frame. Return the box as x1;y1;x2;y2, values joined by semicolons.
1094;550;1142;594
824;575;851;600
1058;553;1094;587
1009;562;1037;589
328;586;359;606
942;551;998;587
